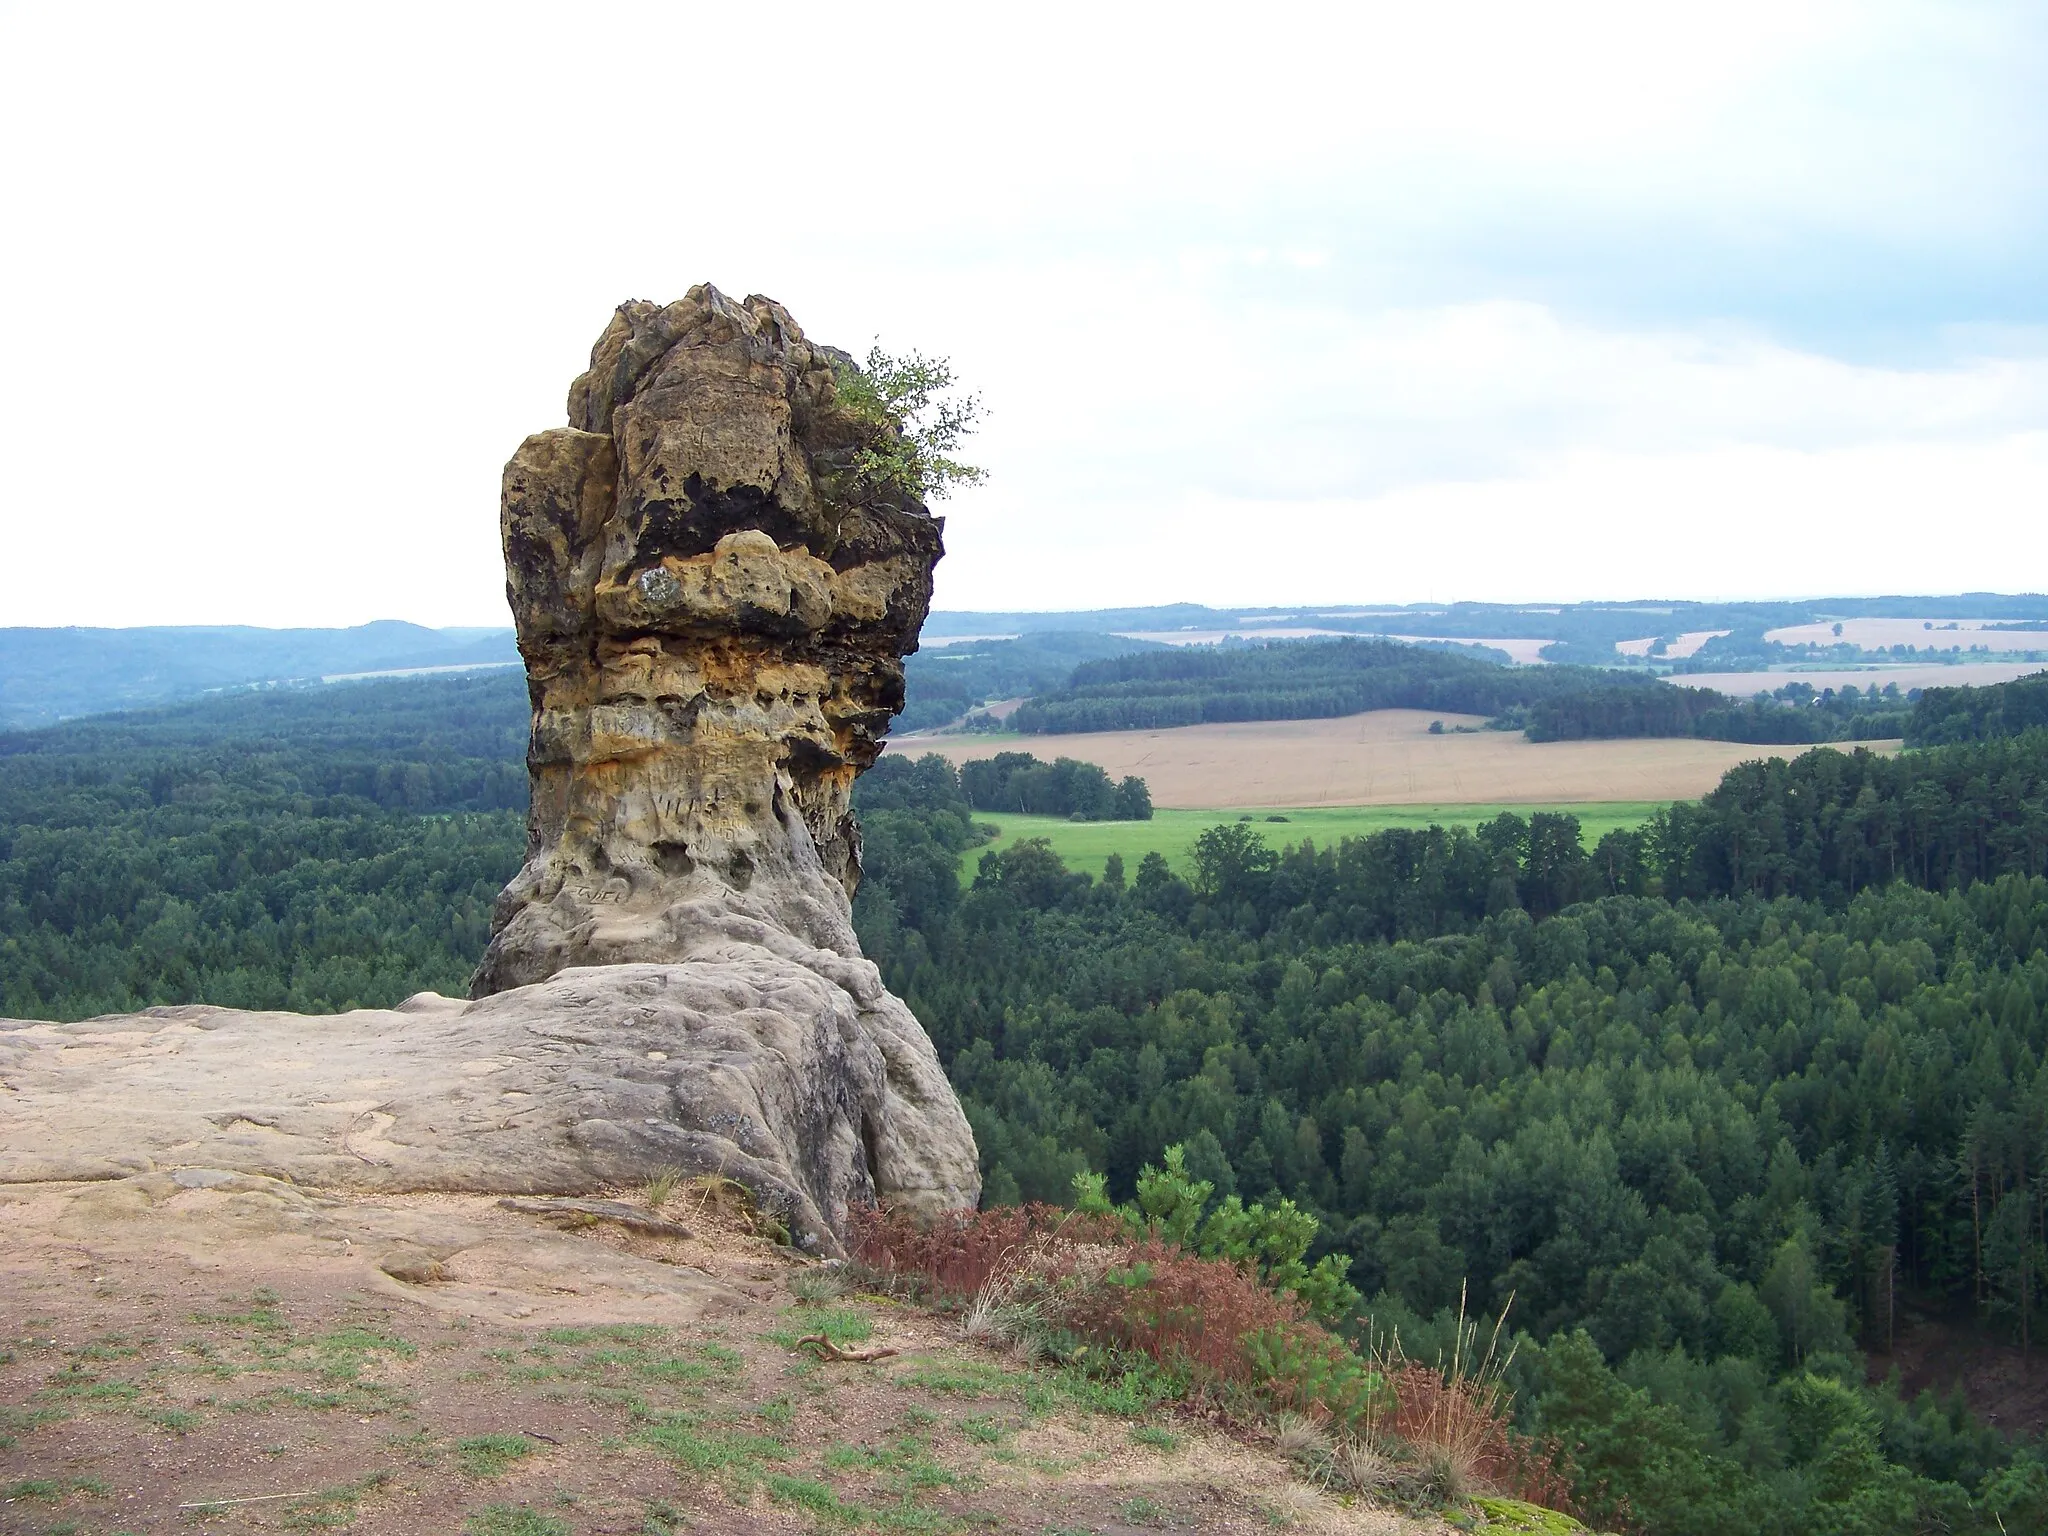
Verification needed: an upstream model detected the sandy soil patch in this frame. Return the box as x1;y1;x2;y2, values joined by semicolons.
0;1175;1446;1535
896;710;1894;810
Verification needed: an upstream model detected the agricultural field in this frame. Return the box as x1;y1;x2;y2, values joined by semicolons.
958;801;1665;882
1613;629;1730;657
1110;629;1554;662
894;708;1896;810
1764;617;2048;651
1678;662;2046;695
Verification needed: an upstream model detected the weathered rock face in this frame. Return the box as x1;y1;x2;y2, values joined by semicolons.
0;972;963;1253
467;285;979;1237
476;285;943;987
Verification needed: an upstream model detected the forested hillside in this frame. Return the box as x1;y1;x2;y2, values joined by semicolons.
1008;636;1916;745
899;631;1161;732
1908;671;2048;747
0;675;527;1017
0;621;518;727
851;736;2048;1532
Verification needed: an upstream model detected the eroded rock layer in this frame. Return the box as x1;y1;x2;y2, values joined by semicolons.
470;285;978;1231
478;286;942;983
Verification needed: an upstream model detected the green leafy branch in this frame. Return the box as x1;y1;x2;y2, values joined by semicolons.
830;345;987;506
1073;1143;1361;1324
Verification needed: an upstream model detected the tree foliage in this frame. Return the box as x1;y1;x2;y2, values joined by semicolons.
830;345;986;505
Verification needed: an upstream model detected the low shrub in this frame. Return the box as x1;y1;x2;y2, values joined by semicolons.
850;1174;1576;1520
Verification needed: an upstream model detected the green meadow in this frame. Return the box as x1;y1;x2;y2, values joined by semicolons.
955;802;1664;883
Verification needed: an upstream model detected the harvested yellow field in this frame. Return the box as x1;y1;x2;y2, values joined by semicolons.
893;709;1900;810
1682;663;2046;696
1614;630;1730;657
1764;618;2048;651
1109;630;1557;663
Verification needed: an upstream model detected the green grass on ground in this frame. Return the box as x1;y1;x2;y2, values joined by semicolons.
958;803;1663;884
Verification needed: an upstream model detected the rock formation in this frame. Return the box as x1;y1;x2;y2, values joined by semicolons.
0;287;979;1256
471;284;979;1241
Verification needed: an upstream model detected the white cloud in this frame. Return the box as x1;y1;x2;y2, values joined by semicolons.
0;1;2041;624
940;435;2048;610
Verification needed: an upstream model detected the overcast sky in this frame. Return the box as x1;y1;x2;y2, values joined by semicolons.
2;1;2044;627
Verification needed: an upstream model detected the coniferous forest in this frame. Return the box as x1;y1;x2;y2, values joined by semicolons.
851;737;2048;1533
6;672;2048;1530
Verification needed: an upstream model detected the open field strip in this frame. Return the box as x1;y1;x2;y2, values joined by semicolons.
1676;662;2046;695
1763;618;2048;651
894;708;1901;809
959;802;1667;882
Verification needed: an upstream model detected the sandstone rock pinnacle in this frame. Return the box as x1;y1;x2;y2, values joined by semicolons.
477;285;944;984
471;285;980;1235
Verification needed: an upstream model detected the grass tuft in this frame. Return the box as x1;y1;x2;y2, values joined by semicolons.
641;1164;685;1211
464;1505;571;1536
456;1433;537;1478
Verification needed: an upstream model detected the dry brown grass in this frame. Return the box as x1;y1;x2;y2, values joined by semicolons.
1355;1288;1576;1514
851;1204;1577;1519
901;708;1896;809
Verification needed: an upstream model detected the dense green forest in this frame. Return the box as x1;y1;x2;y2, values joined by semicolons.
1524;680;1912;746
0;676;527;1017
955;751;1153;820
1908;672;2048;747
849;734;2048;1533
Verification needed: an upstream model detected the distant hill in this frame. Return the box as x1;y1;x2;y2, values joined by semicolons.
926;594;2048;639
0;622;519;727
900;631;1164;733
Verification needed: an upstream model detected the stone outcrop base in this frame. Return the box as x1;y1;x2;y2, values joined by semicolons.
0;950;977;1256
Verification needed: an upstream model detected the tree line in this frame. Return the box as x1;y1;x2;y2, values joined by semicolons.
1010;638;1662;735
1908;671;2048;747
1523;680;1911;746
1007;635;1924;747
0;676;527;1018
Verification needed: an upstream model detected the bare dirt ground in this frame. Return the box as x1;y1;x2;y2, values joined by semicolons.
897;711;1897;810
1868;1317;2048;1440
0;1174;1443;1536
